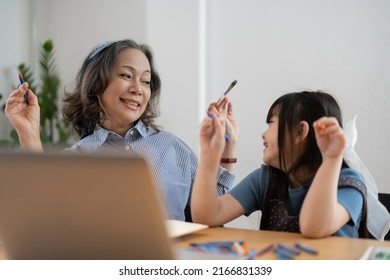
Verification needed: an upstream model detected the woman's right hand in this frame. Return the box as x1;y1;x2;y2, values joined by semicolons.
5;83;43;151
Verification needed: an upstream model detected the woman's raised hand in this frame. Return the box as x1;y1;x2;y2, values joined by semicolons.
5;83;43;151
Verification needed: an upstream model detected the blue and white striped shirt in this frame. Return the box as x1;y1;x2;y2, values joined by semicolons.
63;120;236;220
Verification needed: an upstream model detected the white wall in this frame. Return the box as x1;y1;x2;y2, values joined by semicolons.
145;0;201;151
1;0;389;199
206;0;390;196
35;0;147;95
0;0;34;139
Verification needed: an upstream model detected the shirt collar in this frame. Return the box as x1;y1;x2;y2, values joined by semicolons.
133;120;150;138
94;120;153;146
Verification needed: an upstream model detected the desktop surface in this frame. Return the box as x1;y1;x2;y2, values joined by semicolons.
1;226;390;260
173;226;390;260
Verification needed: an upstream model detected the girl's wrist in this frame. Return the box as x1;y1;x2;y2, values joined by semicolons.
322;155;343;166
220;158;237;164
200;153;222;165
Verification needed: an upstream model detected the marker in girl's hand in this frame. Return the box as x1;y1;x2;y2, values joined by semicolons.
206;80;238;142
18;73;29;105
207;112;230;142
216;80;237;105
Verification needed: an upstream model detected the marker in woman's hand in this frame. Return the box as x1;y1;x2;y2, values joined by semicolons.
18;73;29;105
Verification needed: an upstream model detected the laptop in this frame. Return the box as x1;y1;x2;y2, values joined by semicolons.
0;152;175;260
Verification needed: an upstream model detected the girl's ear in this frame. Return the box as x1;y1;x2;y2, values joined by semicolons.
295;121;309;144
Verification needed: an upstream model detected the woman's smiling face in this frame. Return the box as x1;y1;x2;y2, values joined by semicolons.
99;48;152;136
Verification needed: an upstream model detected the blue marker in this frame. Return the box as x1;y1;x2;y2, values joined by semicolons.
246;248;257;260
18;73;29;105
295;243;318;255
274;248;294;260
256;244;274;256
278;243;300;255
191;241;244;247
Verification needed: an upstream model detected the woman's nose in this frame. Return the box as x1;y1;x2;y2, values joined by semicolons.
129;80;142;95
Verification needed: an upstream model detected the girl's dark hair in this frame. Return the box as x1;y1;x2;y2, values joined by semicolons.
62;39;162;138
260;90;368;237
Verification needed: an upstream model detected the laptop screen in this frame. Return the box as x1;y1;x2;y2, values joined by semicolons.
0;152;174;260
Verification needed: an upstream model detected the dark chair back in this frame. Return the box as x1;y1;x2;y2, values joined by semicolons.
378;193;390;240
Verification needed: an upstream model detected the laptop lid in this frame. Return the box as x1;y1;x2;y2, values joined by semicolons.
0;152;174;260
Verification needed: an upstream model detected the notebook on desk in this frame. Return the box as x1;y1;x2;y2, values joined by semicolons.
0;152;176;260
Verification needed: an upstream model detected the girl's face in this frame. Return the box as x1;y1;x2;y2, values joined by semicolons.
99;48;151;136
262;114;301;172
262;115;280;168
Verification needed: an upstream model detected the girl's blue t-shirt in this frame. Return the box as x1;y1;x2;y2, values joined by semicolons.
229;165;365;238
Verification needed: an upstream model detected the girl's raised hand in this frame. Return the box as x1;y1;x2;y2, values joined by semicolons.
207;97;239;167
313;116;346;159
198;110;227;160
208;97;239;143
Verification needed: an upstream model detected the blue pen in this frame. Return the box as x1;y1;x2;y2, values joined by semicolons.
274;248;294;260
278;243;300;255
191;241;244;247
246;248;257;260
196;244;219;254
256;244;274;256
295;243;318;255
18;73;29;105
207;112;230;142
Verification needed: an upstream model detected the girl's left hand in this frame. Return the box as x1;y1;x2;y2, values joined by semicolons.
313;116;346;159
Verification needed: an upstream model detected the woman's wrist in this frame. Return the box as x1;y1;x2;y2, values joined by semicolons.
18;131;43;152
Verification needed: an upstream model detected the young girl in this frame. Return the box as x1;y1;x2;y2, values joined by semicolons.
5;39;238;221
191;91;368;238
